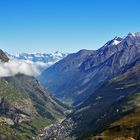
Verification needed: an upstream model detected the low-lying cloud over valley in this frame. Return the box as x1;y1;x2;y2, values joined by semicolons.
0;59;49;77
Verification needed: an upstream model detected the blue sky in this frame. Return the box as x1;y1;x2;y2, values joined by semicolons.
0;0;139;54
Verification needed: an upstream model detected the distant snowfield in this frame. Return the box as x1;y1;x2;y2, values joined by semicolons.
7;51;68;63
0;52;68;77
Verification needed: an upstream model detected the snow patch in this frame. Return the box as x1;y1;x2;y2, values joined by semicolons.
112;40;121;45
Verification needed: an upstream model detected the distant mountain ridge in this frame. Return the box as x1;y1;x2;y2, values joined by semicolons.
7;51;68;67
39;32;140;106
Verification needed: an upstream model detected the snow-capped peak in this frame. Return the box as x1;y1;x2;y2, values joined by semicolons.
112;39;121;45
9;52;68;62
103;37;122;48
7;51;68;71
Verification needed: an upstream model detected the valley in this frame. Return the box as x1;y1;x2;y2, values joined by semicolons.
0;32;140;140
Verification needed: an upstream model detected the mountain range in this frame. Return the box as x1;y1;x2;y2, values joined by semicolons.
7;51;68;63
37;32;140;140
39;32;140;106
38;62;140;140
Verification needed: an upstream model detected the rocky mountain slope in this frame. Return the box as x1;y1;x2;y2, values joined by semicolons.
0;50;9;62
37;59;140;140
71;61;140;139
39;32;140;106
0;50;67;140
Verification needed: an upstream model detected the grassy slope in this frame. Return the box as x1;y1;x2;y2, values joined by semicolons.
0;75;67;140
0;78;34;140
101;108;140;140
87;99;140;140
72;64;140;139
5;75;67;118
0;79;27;102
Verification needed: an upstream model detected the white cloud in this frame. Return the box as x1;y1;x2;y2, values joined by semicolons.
0;59;50;77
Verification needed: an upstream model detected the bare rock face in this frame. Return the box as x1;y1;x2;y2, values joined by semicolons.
0;117;14;125
0;49;9;62
13;99;35;116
